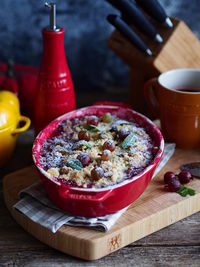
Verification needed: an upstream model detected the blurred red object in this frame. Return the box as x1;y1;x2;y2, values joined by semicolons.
0;61;39;118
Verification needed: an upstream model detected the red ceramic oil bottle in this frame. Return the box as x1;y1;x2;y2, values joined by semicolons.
34;3;76;135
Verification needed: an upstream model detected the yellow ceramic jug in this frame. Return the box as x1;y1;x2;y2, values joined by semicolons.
0;91;31;166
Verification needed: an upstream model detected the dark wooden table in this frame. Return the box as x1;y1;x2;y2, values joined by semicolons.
0;93;200;266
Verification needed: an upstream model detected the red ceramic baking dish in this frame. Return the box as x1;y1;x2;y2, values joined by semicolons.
32;104;164;217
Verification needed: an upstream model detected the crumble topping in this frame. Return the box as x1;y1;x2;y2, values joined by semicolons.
40;113;156;188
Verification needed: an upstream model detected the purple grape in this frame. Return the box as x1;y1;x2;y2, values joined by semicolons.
78;130;90;141
91;167;104;180
87;115;99;126
178;170;192;184
126;167;144;178
152;146;158;156
168;178;181;192
118;128;130;140
77;153;91;167
164;171;176;184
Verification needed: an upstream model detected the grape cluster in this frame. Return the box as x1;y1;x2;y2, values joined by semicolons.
164;170;192;192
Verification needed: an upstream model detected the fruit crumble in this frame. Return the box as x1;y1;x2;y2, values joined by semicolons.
40;113;157;188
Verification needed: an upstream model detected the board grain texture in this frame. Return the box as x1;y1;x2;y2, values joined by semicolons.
3;148;200;261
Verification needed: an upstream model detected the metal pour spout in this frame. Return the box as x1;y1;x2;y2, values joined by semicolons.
45;2;60;31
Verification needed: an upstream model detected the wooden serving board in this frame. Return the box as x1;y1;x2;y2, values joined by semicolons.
3;148;200;261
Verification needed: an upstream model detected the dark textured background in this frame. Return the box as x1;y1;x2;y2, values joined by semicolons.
1;0;200;91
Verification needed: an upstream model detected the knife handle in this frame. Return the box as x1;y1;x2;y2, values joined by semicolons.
107;15;152;56
135;0;173;27
107;0;162;42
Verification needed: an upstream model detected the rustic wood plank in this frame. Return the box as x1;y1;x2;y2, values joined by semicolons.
0;246;200;267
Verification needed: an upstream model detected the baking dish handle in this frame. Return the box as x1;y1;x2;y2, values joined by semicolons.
92;101;132;108
58;188;113;202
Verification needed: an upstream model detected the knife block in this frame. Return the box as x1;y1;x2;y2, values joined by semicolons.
108;17;200;116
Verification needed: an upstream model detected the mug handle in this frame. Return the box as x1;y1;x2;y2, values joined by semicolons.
12;115;31;134
144;78;160;118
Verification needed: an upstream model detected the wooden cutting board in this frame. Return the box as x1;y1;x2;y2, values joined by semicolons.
3;148;200;261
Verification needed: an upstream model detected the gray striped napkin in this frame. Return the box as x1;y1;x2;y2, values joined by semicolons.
13;143;175;233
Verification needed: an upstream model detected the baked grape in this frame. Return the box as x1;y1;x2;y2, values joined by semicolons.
77;153;91;167
118;128;130;140
86;115;99;126
91;167;104;180
78;130;90;141
103;140;115;151
102;112;112;123
101;150;112;161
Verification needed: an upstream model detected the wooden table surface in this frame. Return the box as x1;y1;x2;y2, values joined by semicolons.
0;93;200;266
